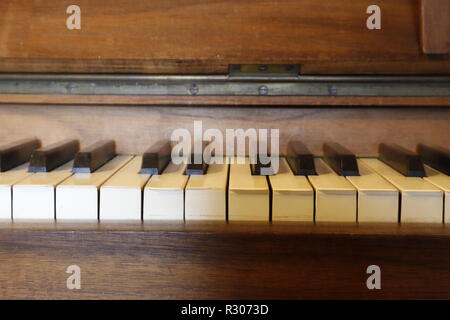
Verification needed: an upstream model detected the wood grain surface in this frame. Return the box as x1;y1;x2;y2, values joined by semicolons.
421;0;450;54
1;94;450;107
0;0;449;74
0;222;449;299
0;104;448;155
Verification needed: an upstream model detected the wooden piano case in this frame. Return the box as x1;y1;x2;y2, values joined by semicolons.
0;0;449;299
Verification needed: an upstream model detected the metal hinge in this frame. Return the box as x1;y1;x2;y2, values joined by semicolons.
0;73;449;97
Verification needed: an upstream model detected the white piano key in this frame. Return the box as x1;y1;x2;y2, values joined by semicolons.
346;160;399;223
100;156;151;220
423;165;450;223
307;158;357;222
228;157;270;221
13;161;73;220
185;163;228;221
362;158;443;223
143;162;188;220
56;155;132;220
269;158;314;222
0;163;33;219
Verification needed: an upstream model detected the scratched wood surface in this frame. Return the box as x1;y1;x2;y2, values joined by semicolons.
0;104;448;155
0;222;449;299
0;0;449;74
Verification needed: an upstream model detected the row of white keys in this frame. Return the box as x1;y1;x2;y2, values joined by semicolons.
228;157;269;221
423;165;450;223
0;164;33;219
362;158;443;223
100;156;151;220
185;163;228;220
346;160;399;223
56;155;133;220
191;157;390;223
308;158;357;222
5;155;445;223
143;162;189;220
13;161;74;220
268;158;313;221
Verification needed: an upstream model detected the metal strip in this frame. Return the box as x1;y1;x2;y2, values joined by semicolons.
0;74;449;97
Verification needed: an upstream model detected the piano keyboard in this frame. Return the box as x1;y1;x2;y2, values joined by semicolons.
56;154;133;220
424;165;450;223
269;158;313;222
0;163;32;219
307;158;357;222
228;157;270;221
185;162;228;221
13;161;74;220
100;156;151;220
0;139;448;223
143;162;188;221
361;158;443;223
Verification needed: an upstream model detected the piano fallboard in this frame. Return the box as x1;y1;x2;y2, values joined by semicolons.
0;0;449;75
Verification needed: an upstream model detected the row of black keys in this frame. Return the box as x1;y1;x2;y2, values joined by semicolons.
0;138;449;177
284;142;448;177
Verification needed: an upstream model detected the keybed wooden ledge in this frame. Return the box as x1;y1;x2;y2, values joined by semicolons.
1;220;449;235
0;221;450;299
0;74;450;106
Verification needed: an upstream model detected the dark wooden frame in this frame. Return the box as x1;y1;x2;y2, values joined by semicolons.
1;222;449;299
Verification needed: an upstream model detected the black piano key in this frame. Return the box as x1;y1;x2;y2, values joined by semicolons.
250;154;277;176
140;141;171;175
323;142;359;176
379;143;426;177
185;141;209;175
249;140;278;176
0;138;41;172
417;144;450;175
73;140;116;173
28;139;79;173
286;141;316;175
186;157;208;175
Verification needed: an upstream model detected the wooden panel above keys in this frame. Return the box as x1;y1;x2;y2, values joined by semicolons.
0;0;449;74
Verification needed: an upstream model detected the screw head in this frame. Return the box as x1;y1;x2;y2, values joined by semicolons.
65;83;77;93
328;85;338;96
258;85;269;95
189;84;199;95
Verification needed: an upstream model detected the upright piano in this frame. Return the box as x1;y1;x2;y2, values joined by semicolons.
0;0;449;299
